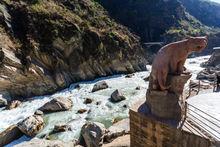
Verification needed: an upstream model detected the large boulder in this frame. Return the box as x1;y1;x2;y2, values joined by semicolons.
0;125;23;146
17;115;44;137
104;119;130;143
92;81;109;92
103;135;130;147
203;50;220;67
81;122;107;147
14;138;75;147
39;97;73;113
110;89;126;102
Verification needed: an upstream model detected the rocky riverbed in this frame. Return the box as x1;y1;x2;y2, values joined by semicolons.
0;55;214;146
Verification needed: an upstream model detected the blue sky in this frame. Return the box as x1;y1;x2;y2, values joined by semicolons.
210;0;220;3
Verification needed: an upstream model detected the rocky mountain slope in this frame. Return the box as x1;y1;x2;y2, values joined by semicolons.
180;0;220;28
0;0;147;99
99;0;220;53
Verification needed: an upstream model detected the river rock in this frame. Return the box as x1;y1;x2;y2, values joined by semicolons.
53;124;72;133
143;76;150;81
0;97;7;107
110;89;126;102
92;81;109;92
84;98;93;104
77;109;87;114
14;138;75;147
135;86;141;90
39;97;73;113
0;125;23;146
17;115;44;137
104;119;129;143
81;122;106;147
34;110;44;115
6;100;21;110
125;74;134;78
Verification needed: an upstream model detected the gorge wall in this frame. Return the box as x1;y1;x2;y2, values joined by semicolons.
0;0;147;99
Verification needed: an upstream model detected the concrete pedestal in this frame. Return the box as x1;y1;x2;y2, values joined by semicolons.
146;74;191;121
130;99;213;147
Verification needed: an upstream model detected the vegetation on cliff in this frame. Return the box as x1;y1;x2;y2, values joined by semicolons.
99;0;220;53
0;0;147;98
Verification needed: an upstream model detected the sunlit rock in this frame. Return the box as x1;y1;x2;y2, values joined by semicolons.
77;109;87;114
81;122;107;147
17;115;44;137
110;89;126;102
104;118;129;143
6;100;21;110
92;81;109;92
53;124;72;133
39;97;73;113
0;125;23;146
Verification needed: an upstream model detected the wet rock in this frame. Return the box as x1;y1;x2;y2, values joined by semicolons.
104;119;129;143
81;122;106;147
96;101;101;105
123;104;128;108
143;76;150;81
39;97;73;113
0;97;7;107
84;98;93;104
6;100;21;110
17;115;44;137
14;138;75;147
77;109;87;114
75;84;81;89
34;110;44;116
110;89;126;102
53;124;72;133
92;81;109;92
125;74;134;78
135;86;141;90
0;125;23;147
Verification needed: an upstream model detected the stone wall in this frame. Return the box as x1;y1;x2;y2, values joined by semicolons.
129;100;214;147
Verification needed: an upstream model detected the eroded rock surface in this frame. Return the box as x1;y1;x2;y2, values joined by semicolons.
39;97;72;113
6;100;21;110
104;119;129;143
92;81;109;92
81;122;107;147
0;125;23;146
17;115;44;137
110;89;126;102
0;0;147;99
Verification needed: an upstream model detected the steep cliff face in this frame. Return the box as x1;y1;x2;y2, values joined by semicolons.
180;0;220;28
99;0;188;42
0;0;147;99
99;0;220;53
99;0;207;41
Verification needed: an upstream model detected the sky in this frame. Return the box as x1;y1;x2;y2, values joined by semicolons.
210;0;220;3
